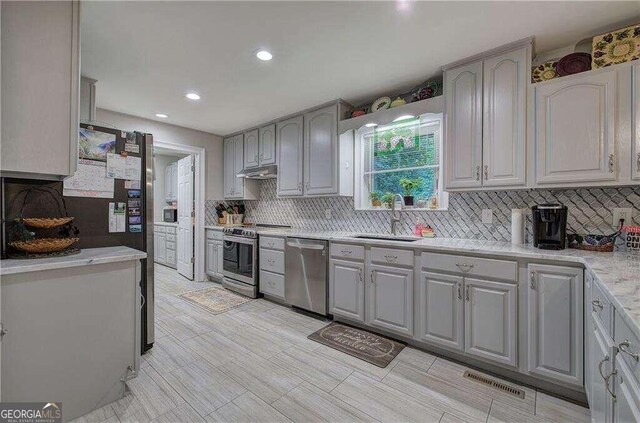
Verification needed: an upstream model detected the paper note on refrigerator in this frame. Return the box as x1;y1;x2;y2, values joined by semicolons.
108;202;126;233
63;159;114;198
106;154;141;181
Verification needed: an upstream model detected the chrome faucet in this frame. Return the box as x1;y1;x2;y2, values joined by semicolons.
390;193;404;235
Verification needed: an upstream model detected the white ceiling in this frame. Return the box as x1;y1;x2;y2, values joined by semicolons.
81;1;639;136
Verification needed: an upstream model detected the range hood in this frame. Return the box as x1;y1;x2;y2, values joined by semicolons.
237;164;277;179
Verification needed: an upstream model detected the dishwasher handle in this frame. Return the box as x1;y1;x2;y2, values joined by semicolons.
286;241;325;251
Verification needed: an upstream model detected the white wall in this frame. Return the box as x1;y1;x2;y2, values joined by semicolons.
153;154;178;221
95;108;223;200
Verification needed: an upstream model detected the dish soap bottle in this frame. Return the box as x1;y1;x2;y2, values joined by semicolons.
414;218;423;236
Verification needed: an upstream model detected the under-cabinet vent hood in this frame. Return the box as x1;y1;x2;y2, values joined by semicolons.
237;164;277;179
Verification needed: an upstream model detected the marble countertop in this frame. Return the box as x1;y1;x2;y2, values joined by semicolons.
254;228;640;339
154;222;178;227
0;246;147;276
204;225;224;230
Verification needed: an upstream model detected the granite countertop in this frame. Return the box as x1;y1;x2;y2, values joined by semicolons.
254;228;640;339
0;246;147;276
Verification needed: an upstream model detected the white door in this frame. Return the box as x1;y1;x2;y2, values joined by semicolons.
176;155;194;280
244;129;259;169
259;124;276;166
304;105;338;195
464;278;517;367
418;272;464;351
482;47;527;187
277;115;304;196
527;264;583;386
367;264;413;337
329;259;365;322
633;64;640;181
233;135;245;198
535;69;617;184
223;138;236;198
444;60;483;189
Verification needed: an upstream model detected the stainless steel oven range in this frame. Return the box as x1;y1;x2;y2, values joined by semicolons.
222;227;258;298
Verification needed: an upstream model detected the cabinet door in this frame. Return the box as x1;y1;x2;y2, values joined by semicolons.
614;360;640;423
259;124;277;166
216;241;224;277
367;264;413;337
633;64;640;181
205;240;218;277
244;129;260;169
304;105;338;195
165;165;172;202
233;134;245;198
535;70;616;184
591;325;613;423
417;272;464;351
277;115;304;196
223;137;236;198
171;164;178;202
329;259;365;322
482;47;527;187
444;61;483;189
153;232;160;262
527;264;583;386
464;278;517;367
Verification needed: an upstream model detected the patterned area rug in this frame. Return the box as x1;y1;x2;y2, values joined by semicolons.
178;285;255;315
308;322;405;368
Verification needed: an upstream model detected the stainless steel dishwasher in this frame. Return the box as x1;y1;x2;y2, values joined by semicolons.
285;238;328;315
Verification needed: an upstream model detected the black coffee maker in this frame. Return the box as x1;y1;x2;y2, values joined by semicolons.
532;204;568;250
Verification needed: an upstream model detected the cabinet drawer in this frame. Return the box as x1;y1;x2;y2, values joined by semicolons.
165;241;176;251
206;229;223;240
165;226;177;235
591;278;613;337
260;236;285;251
260;249;285;274
370;247;413;267
166;249;176;265
260;270;285;299
615;311;640;385
330;243;365;260
421;252;517;281
155;226;166;233
166;233;176;242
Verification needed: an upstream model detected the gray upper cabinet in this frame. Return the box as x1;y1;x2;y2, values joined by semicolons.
527;264;583;386
277;115;304;196
223;137;236;198
223;134;258;200
233;134;245;198
244;129;259;169
304;105;338;195
367;263;413;337
1;1;80;180
418;272;464;351
259;124;276;166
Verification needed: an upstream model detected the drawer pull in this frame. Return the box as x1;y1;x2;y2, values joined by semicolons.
604;370;617;401
267;242;274;248
618;340;640;361
384;254;398;262
598;355;610;379
267;259;275;265
592;299;604;311
341;249;353;255
530;271;535;289
455;263;474;273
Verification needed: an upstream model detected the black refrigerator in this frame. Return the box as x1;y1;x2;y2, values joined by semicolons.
1;123;156;353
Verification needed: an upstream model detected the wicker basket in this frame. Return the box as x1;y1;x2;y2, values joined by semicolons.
20;217;74;228
9;237;79;254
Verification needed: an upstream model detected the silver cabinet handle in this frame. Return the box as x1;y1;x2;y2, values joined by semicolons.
598;355;610;379
255;154;259;163
530;271;536;289
455;263;474;273
475;165;480;181
267;259;275;265
637;152;640;172
483;165;489;180
297;181;302;191
457;282;462;300
465;285;470;301
305;182;310;191
358;268;363;283
592;299;604;311
609;154;615;173
370;270;375;284
0;323;7;340
384;254;398;262
605;370;617;401
618;340;640;361
341;249;353;255
267;242;274;248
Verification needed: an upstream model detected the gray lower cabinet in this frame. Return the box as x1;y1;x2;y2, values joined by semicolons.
367;263;413;337
205;239;223;279
154;231;167;264
464;277;517;367
591;319;616;423
417;272;464;351
527;264;583;386
154;225;176;269
329;259;365;322
614;359;640;423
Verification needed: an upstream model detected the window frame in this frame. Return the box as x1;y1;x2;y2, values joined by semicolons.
354;112;448;211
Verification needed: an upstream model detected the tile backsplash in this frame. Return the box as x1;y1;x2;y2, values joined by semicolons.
206;179;640;243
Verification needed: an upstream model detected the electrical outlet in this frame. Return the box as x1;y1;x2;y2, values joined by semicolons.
481;209;493;224
612;208;633;227
325;208;332;219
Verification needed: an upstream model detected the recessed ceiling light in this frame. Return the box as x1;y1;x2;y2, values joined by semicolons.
155;113;168;118
186;93;201;100
365;123;378;128
393;115;415;122
256;50;273;61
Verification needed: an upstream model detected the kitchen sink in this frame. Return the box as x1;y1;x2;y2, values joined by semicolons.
352;234;421;242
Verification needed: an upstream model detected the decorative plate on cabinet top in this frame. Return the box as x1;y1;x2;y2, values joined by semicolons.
592;23;640;69
390;97;406;108
556;52;592;76
371;96;392;112
531;60;559;83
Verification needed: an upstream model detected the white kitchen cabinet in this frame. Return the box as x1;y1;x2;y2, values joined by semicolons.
304;105;338;195
244;129;260;169
417;272;464;351
155;232;167;265
614;359;640;423
527;264;583;386
277;115;304;196
591;321;614;423
223;134;259;200
464;277;517;367
205;239;218;277
633;64;640;181
535;69;617;185
329;259;365;323
444;60;483;189
367;263;413;337
1;1;80;180
482;47;527;187
259;124;277;166
164;162;178;203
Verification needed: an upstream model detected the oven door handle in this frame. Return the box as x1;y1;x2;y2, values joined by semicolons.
286;242;325;251
223;235;256;245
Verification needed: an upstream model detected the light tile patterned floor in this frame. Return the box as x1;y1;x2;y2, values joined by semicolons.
72;264;591;423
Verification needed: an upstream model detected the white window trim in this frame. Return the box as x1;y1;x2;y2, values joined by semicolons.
353;113;448;211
